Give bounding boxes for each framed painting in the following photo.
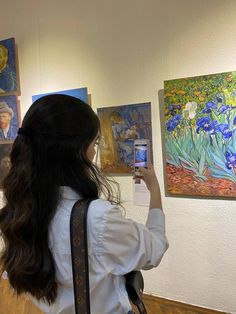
[0,95,20,141]
[164,71,236,198]
[0,142,12,189]
[97,102,153,174]
[0,38,18,94]
[32,87,88,103]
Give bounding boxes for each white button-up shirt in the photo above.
[31,186,168,314]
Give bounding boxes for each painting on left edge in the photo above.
[0,38,18,94]
[0,143,13,189]
[0,95,19,188]
[0,37,20,190]
[0,95,20,141]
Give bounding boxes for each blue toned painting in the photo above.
[32,87,88,103]
[164,70,236,198]
[0,95,20,141]
[97,103,152,174]
[0,38,17,93]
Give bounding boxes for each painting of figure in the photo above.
[97,103,152,174]
[0,95,20,141]
[164,71,236,198]
[0,38,17,93]
[0,143,12,189]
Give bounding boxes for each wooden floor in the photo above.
[0,278,43,314]
[0,278,229,314]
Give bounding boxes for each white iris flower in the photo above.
[183,102,197,119]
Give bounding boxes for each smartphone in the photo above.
[134,139,149,176]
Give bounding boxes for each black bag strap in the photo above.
[70,198,95,314]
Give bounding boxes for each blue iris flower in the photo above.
[223,129,233,139]
[233,117,236,125]
[168,104,181,110]
[202,108,211,114]
[168,104,181,116]
[218,105,232,114]
[202,101,217,114]
[215,123,228,132]
[206,101,217,109]
[225,151,236,169]
[215,123,233,139]
[196,116,217,134]
[215,93,223,103]
[166,114,182,132]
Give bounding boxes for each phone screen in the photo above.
[134,144,148,169]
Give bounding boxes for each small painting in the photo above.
[0,143,12,189]
[164,71,236,198]
[0,95,20,141]
[32,87,88,103]
[0,38,17,93]
[97,103,152,174]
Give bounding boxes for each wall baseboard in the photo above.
[142,294,230,314]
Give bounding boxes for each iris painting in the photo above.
[97,103,152,174]
[164,71,236,198]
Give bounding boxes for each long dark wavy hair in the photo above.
[0,94,120,304]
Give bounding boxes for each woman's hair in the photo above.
[0,94,120,304]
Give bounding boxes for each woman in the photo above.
[0,94,168,314]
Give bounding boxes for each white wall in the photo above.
[0,0,236,313]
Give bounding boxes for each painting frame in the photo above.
[163,70,236,199]
[97,102,153,174]
[0,37,18,94]
[0,94,20,142]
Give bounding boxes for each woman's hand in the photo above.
[137,164,159,192]
[135,164,162,210]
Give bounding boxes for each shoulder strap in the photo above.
[70,198,95,314]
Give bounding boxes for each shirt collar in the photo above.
[1,125,9,138]
[60,186,80,200]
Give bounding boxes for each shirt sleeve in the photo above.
[94,203,169,275]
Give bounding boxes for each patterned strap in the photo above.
[70,199,95,314]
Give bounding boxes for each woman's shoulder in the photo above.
[87,199,119,246]
[87,198,123,229]
[88,198,117,216]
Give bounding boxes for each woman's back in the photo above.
[32,185,168,314]
[0,94,168,314]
